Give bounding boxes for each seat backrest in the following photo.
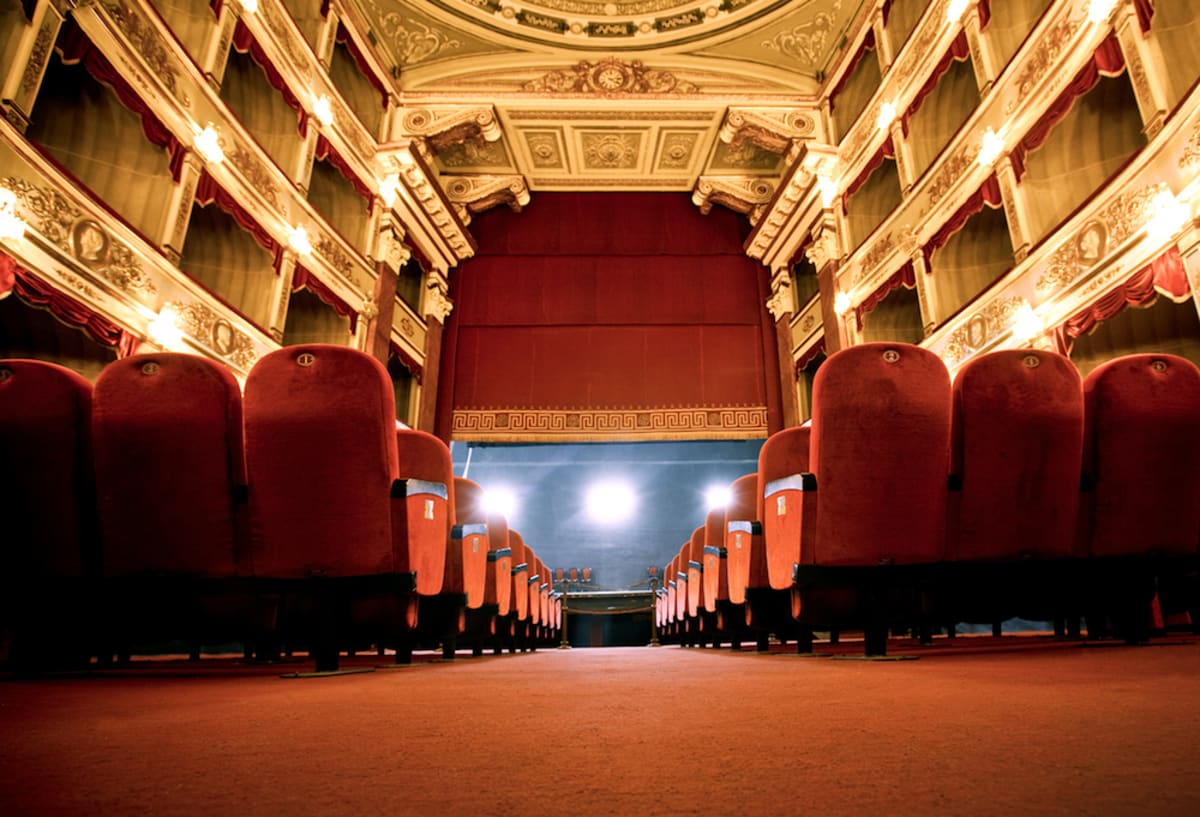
[0,359,95,579]
[702,507,728,612]
[510,531,529,621]
[674,542,689,622]
[451,477,488,607]
[396,429,452,596]
[809,343,951,566]
[950,349,1083,562]
[724,473,758,604]
[527,549,541,626]
[93,353,245,578]
[686,526,705,617]
[244,345,399,578]
[485,511,513,615]
[758,426,810,590]
[1082,354,1200,559]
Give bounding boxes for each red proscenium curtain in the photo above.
[436,193,780,441]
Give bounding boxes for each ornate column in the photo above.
[888,119,917,193]
[962,0,998,93]
[766,267,801,429]
[418,269,453,434]
[268,250,299,343]
[160,152,205,264]
[806,225,848,354]
[902,229,940,335]
[994,153,1036,262]
[314,5,339,70]
[872,13,894,74]
[1113,2,1170,139]
[364,222,407,363]
[292,118,321,194]
[0,0,65,131]
[200,0,237,89]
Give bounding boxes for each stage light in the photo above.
[946,0,969,23]
[379,174,399,207]
[1010,303,1043,345]
[482,487,517,520]
[977,127,1004,167]
[705,485,731,511]
[1145,189,1188,244]
[586,481,636,524]
[876,101,896,132]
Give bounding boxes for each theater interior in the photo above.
[1,0,1199,814]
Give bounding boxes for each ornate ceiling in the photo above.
[355,0,865,211]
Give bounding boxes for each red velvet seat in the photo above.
[686,526,705,618]
[485,512,513,618]
[1080,354,1200,639]
[243,345,415,672]
[701,508,728,615]
[396,429,452,598]
[723,473,758,607]
[758,427,812,591]
[799,343,952,655]
[92,353,251,650]
[945,349,1083,625]
[0,359,97,667]
[452,477,489,610]
[510,531,530,625]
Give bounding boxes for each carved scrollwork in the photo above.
[167,300,257,370]
[521,58,699,95]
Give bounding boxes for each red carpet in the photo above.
[2,640,1199,816]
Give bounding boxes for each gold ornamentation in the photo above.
[658,132,697,170]
[1179,122,1200,171]
[312,236,355,278]
[923,145,977,208]
[521,58,699,95]
[376,15,462,65]
[443,175,530,216]
[437,140,510,168]
[258,0,313,78]
[168,300,258,370]
[1036,185,1160,293]
[692,176,775,220]
[451,405,769,441]
[800,313,817,332]
[762,4,841,65]
[805,230,840,269]
[766,279,794,320]
[99,0,191,107]
[940,297,1024,365]
[582,132,640,169]
[1005,17,1082,115]
[360,299,380,322]
[399,317,416,336]
[424,283,453,323]
[225,145,280,208]
[19,20,55,97]
[525,131,564,165]
[856,232,896,283]
[711,141,782,171]
[3,177,156,296]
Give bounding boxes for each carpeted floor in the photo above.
[1,639,1198,816]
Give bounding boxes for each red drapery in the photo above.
[1063,247,1191,339]
[439,193,777,440]
[291,264,357,333]
[1010,35,1126,180]
[1135,0,1154,33]
[905,31,970,123]
[314,135,373,204]
[856,261,917,330]
[843,135,896,205]
[828,29,876,114]
[923,175,1003,268]
[335,24,390,109]
[795,337,826,374]
[209,0,223,16]
[194,172,283,268]
[56,21,185,181]
[231,20,308,136]
[977,0,991,28]
[389,340,422,381]
[0,252,137,352]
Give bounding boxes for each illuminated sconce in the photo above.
[977,127,1005,167]
[194,124,224,165]
[833,290,852,316]
[288,225,313,255]
[312,94,333,127]
[0,186,27,240]
[817,175,839,208]
[236,0,258,13]
[1145,189,1189,244]
[1010,303,1043,345]
[147,307,184,349]
[1087,0,1118,24]
[876,101,897,132]
[379,174,399,208]
[946,0,970,23]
